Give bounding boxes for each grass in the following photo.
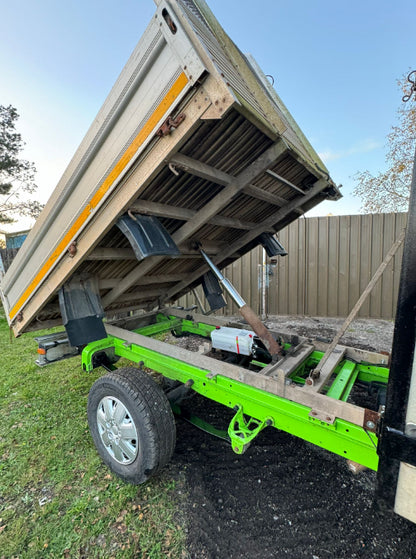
[0,310,186,558]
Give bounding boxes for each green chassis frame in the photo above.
[82,313,389,471]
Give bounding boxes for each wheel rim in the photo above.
[96,396,138,465]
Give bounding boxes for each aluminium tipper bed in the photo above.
[0,0,340,336]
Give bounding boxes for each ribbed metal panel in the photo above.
[179,213,407,320]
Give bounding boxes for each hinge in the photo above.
[157,113,186,137]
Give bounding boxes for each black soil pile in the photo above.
[169,397,416,559]
[165,319,416,558]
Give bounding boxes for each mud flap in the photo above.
[202,271,226,311]
[59,276,106,347]
[117,214,180,260]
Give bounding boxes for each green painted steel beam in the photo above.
[357,363,389,384]
[250,359,267,369]
[133,318,183,337]
[169,316,216,338]
[326,361,358,401]
[82,331,380,471]
[340,368,360,402]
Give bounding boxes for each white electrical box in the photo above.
[210,327,256,356]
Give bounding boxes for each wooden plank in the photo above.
[169,152,233,186]
[263,343,315,377]
[130,199,271,231]
[115,288,165,303]
[88,242,223,261]
[305,346,346,393]
[88,248,135,260]
[130,199,194,221]
[313,230,405,374]
[99,274,187,289]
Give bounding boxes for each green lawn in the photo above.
[0,311,186,558]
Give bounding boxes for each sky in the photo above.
[0,0,414,231]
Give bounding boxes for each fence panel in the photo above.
[176,212,407,320]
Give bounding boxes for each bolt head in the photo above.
[366,420,375,429]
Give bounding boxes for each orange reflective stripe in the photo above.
[9,71,189,321]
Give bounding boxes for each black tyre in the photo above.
[87,367,176,484]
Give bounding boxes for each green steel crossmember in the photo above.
[82,334,379,471]
[115,315,216,340]
[290,355,389,403]
[356,363,389,383]
[166,315,217,338]
[133,318,183,337]
[134,314,216,338]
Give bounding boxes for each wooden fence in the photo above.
[178,212,407,320]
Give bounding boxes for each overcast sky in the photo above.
[0,0,414,229]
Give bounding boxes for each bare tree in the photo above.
[354,73,416,213]
[0,104,43,223]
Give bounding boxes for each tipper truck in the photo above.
[1,0,415,524]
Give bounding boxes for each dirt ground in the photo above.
[165,316,416,559]
[264,315,395,354]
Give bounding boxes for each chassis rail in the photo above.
[81,310,389,470]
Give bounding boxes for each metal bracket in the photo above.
[379,426,416,467]
[228,405,273,454]
[364,408,380,434]
[68,241,77,258]
[157,113,186,137]
[166,379,194,405]
[309,409,336,425]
